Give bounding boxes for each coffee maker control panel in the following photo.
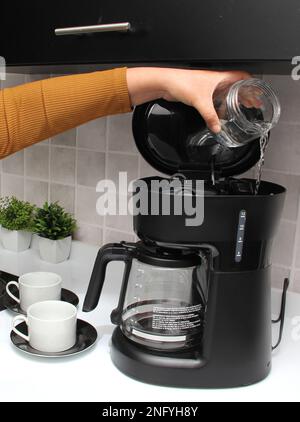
[235,210,247,262]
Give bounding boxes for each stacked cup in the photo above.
[6,272,77,353]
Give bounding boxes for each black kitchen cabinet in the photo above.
[1,0,299,73]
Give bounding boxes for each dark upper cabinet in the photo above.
[1,0,299,73]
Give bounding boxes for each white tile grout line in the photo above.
[271,118,300,126]
[77,223,104,230]
[263,167,300,177]
[272,263,293,271]
[103,117,109,245]
[289,194,300,291]
[74,128,79,218]
[47,143,139,157]
[280,217,298,225]
[100,149,139,157]
[138,154,142,179]
[137,153,144,241]
[3,174,114,191]
[104,223,131,232]
[30,176,74,186]
[105,227,135,236]
[23,145,26,201]
[76,221,134,237]
[0,163,3,197]
[47,138,51,202]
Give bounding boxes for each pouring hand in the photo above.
[126,67,251,133]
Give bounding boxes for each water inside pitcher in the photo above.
[121,258,207,351]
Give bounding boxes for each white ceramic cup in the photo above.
[6,272,62,312]
[12,300,77,352]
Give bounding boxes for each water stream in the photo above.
[254,130,270,195]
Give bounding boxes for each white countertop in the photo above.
[0,239,300,403]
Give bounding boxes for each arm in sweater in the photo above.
[0,67,249,159]
[0,68,131,158]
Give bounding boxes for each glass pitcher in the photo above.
[83,242,207,352]
[191,78,281,148]
[121,257,206,351]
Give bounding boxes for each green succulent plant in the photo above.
[33,201,77,241]
[0,196,36,231]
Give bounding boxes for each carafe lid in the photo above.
[132,100,262,179]
[133,243,202,268]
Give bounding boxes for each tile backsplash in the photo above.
[262,74,300,294]
[1,72,300,293]
[0,73,161,250]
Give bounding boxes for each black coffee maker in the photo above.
[83,100,288,388]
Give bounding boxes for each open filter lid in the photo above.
[132,100,262,179]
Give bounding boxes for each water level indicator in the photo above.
[235,210,247,263]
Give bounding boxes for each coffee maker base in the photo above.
[111,327,271,389]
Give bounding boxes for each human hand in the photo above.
[127,67,251,133]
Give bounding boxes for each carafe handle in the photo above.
[83,243,133,312]
[110,258,133,325]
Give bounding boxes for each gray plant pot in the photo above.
[38,235,72,264]
[1,227,32,252]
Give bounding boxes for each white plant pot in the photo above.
[1,227,32,252]
[38,236,72,264]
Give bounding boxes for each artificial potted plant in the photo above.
[33,201,77,264]
[0,196,35,252]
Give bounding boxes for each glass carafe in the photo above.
[192,78,281,148]
[121,258,206,351]
[82,242,207,352]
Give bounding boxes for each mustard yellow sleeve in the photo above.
[0,67,131,158]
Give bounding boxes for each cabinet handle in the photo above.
[55,22,131,36]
